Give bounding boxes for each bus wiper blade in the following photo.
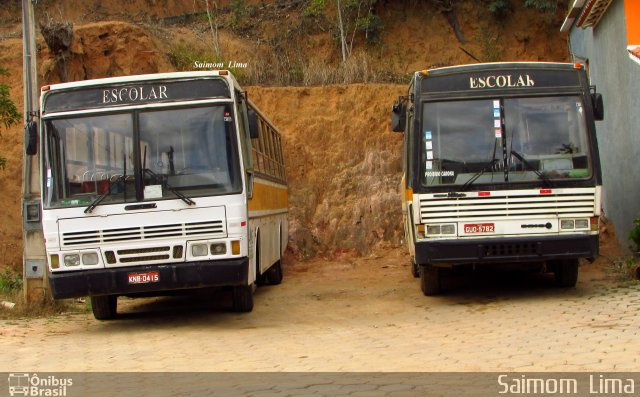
[143,168,195,206]
[84,175,126,214]
[460,158,499,191]
[510,150,553,187]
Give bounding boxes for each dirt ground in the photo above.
[1,240,639,373]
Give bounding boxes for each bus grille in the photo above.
[61,220,225,247]
[420,191,596,222]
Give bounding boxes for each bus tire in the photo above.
[232,285,254,312]
[91,295,117,320]
[411,260,420,278]
[420,265,440,296]
[265,260,283,285]
[554,259,579,287]
[254,237,267,286]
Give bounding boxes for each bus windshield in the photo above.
[43,105,242,209]
[421,96,592,187]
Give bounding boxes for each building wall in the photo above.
[569,0,640,253]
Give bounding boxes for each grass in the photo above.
[607,256,640,285]
[0,266,88,319]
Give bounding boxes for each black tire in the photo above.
[411,260,420,278]
[420,265,441,296]
[254,238,268,286]
[91,295,117,320]
[554,258,579,287]
[232,285,254,312]
[265,260,283,285]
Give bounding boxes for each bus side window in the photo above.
[235,91,253,172]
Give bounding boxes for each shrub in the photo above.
[488,0,512,19]
[0,267,22,293]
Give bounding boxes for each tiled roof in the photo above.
[576,0,615,28]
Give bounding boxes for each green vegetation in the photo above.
[304,0,326,17]
[230,0,250,33]
[487,0,512,19]
[629,218,640,254]
[0,267,22,293]
[609,257,639,283]
[523,0,558,13]
[0,66,21,170]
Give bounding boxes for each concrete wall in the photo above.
[569,0,640,253]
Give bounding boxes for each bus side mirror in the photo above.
[25,121,38,155]
[391,102,406,133]
[248,108,260,139]
[591,93,604,121]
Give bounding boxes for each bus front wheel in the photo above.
[420,265,441,296]
[91,295,117,320]
[411,260,420,278]
[232,285,254,312]
[554,259,579,287]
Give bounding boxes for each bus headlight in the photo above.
[425,224,456,236]
[64,254,80,267]
[210,243,227,255]
[82,253,99,266]
[574,219,589,229]
[191,244,208,257]
[441,224,456,235]
[560,219,575,230]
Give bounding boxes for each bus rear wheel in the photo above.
[265,260,283,285]
[420,265,441,296]
[554,259,579,287]
[232,285,254,312]
[91,295,117,320]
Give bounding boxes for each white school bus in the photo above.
[392,62,604,295]
[33,71,288,319]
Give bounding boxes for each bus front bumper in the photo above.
[48,258,249,299]
[415,234,598,266]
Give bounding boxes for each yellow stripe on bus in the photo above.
[248,181,289,212]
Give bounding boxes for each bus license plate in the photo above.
[463,223,495,234]
[128,271,159,284]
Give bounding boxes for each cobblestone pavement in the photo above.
[1,251,639,373]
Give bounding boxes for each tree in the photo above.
[335,0,379,63]
[0,66,21,170]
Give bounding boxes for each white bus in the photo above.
[32,71,288,319]
[392,62,604,295]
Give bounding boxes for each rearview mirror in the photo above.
[25,120,38,155]
[248,108,260,139]
[591,93,604,121]
[391,102,406,133]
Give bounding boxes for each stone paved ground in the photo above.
[1,249,638,375]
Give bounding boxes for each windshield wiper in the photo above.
[460,158,499,191]
[143,168,195,206]
[510,150,553,187]
[84,175,126,214]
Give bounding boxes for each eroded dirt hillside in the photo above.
[1,28,403,265]
[0,0,571,268]
[250,85,404,258]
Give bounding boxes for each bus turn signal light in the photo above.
[231,240,240,255]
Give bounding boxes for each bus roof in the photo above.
[417,62,583,78]
[43,70,241,92]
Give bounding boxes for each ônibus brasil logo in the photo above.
[7,373,73,397]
